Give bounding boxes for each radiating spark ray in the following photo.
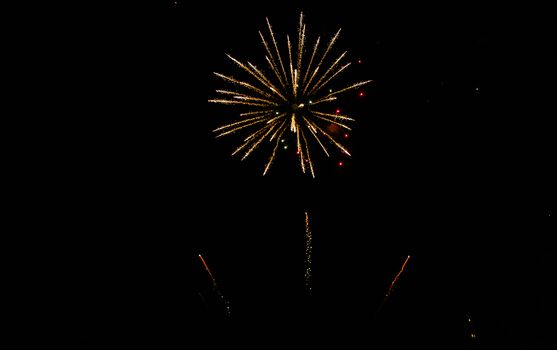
[215,89,278,105]
[265,55,287,89]
[306,118,351,156]
[296,13,305,93]
[318,28,342,68]
[290,113,297,132]
[303,66,321,96]
[302,36,320,86]
[296,126,305,173]
[232,95,277,105]
[266,17,289,85]
[310,63,351,97]
[312,114,352,130]
[309,97,338,106]
[297,24,305,75]
[226,54,285,100]
[241,121,280,160]
[294,69,299,97]
[240,110,274,117]
[208,99,271,107]
[244,116,281,142]
[259,31,287,89]
[263,122,288,175]
[212,72,276,100]
[307,51,347,94]
[301,128,315,177]
[303,116,330,157]
[269,118,287,141]
[287,35,295,94]
[213,114,268,132]
[215,89,240,96]
[231,122,276,156]
[312,110,355,121]
[302,29,341,95]
[322,80,374,99]
[214,115,274,138]
[247,62,287,101]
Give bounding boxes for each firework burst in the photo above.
[209,12,372,176]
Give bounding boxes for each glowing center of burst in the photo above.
[291,103,305,111]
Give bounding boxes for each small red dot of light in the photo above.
[338,161,344,167]
[344,133,349,138]
[336,109,341,114]
[357,59,362,64]
[359,91,365,97]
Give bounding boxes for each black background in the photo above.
[34,1,554,347]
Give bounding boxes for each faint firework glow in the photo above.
[209,12,372,176]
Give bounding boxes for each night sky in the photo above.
[58,1,553,348]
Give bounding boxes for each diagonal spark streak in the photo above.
[198,254,231,317]
[375,255,411,318]
[385,255,411,298]
[198,254,216,286]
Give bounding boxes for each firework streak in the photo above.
[375,255,411,317]
[198,254,231,317]
[198,254,216,287]
[304,211,312,293]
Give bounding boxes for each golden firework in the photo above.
[209,13,371,176]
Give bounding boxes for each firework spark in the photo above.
[375,255,411,317]
[465,313,480,343]
[209,12,372,176]
[384,255,411,299]
[304,210,312,294]
[198,254,231,317]
[198,254,216,287]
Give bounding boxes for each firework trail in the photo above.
[197,254,231,317]
[375,255,411,317]
[209,12,372,176]
[198,254,216,287]
[304,210,312,294]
